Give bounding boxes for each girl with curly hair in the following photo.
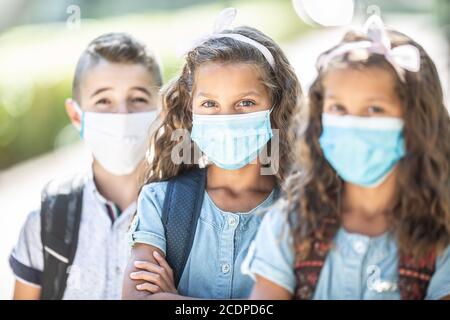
[243,15,450,300]
[122,8,302,299]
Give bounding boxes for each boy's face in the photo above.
[66,60,159,129]
[79,60,158,113]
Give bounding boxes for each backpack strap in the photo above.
[40,174,86,300]
[294,217,436,300]
[294,218,339,300]
[161,168,207,288]
[398,249,436,300]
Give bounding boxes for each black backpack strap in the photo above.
[40,174,86,300]
[161,168,207,288]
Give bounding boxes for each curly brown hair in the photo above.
[284,29,450,259]
[141,26,302,187]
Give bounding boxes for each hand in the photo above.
[130,251,178,294]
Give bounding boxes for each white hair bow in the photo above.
[317,14,421,81]
[177,7,275,69]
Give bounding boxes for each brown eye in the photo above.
[201,101,216,108]
[368,105,385,115]
[329,104,347,114]
[238,100,256,108]
[96,98,111,105]
[131,97,149,104]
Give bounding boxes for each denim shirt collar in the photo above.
[335,227,396,261]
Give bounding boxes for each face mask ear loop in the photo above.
[73,101,83,116]
[73,101,85,138]
[267,106,275,124]
[265,106,275,137]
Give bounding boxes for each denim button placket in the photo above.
[221,263,231,274]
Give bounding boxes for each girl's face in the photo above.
[322,67,403,118]
[191,62,271,115]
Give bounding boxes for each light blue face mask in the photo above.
[191,109,273,170]
[319,113,406,188]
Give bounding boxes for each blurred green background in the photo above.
[0,0,447,170]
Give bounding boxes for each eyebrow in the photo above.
[237,90,261,98]
[90,87,112,98]
[365,97,391,103]
[195,90,261,99]
[131,87,152,97]
[90,87,152,99]
[196,92,218,99]
[325,94,390,102]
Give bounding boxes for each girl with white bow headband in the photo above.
[122,8,303,299]
[243,15,450,300]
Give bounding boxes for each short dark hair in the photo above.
[72,32,163,101]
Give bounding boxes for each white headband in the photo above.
[316,14,421,81]
[177,7,275,69]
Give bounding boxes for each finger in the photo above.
[132,271,172,292]
[134,260,164,273]
[152,252,177,293]
[130,271,162,286]
[136,282,161,293]
[152,251,174,279]
[134,260,168,284]
[133,259,173,290]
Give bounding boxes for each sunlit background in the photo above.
[0,0,448,299]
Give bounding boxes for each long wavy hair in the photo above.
[141,26,302,187]
[284,29,450,259]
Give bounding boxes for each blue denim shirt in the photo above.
[242,208,450,300]
[129,181,278,299]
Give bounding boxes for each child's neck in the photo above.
[92,160,139,212]
[341,170,398,237]
[207,163,275,195]
[206,162,276,213]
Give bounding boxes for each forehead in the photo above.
[80,60,155,93]
[193,62,267,95]
[323,66,399,100]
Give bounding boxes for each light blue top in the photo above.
[129,181,277,299]
[241,208,450,300]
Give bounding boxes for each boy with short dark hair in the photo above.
[9,32,162,300]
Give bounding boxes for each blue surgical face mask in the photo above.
[191,109,273,170]
[319,113,406,188]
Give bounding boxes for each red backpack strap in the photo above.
[294,218,339,300]
[398,248,436,300]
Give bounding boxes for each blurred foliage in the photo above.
[434,0,450,39]
[5,0,237,28]
[357,0,433,13]
[0,0,309,169]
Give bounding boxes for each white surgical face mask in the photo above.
[74,103,158,176]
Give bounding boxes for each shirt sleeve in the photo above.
[426,245,450,300]
[241,207,296,294]
[128,182,168,255]
[9,209,44,287]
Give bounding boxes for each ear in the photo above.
[65,98,82,131]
